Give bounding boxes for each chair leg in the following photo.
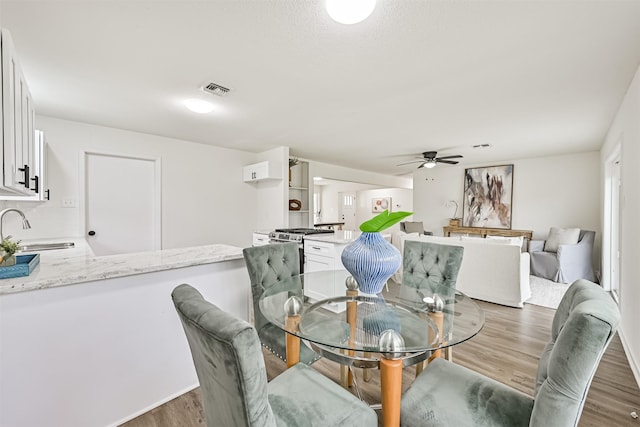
[445,346,453,362]
[363,352,372,382]
[340,349,350,388]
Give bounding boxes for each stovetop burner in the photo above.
[274,228,335,235]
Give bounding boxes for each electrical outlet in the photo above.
[62,199,77,208]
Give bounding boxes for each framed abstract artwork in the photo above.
[372,197,391,213]
[462,164,513,229]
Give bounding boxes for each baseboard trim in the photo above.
[107,382,199,427]
[618,324,640,390]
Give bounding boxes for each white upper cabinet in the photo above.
[243,161,281,182]
[0,130,48,201]
[1,28,37,196]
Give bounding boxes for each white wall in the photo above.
[600,65,640,386]
[0,116,259,249]
[413,151,600,244]
[356,188,414,234]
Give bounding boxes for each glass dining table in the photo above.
[259,270,485,427]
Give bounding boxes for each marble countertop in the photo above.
[305,230,361,244]
[0,243,244,295]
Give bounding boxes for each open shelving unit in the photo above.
[288,160,310,228]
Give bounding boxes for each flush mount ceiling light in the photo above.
[183,98,215,114]
[326,0,376,24]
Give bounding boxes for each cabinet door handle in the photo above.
[31,175,39,194]
[44,189,50,200]
[18,164,30,189]
[311,246,322,250]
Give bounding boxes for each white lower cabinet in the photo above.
[252,232,270,246]
[303,240,349,309]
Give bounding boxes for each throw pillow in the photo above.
[544,227,580,252]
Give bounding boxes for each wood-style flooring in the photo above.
[123,297,640,427]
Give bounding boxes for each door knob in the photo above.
[88,230,96,236]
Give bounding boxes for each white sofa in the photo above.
[392,232,531,308]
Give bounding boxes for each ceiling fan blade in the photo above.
[396,159,426,166]
[436,155,463,160]
[436,159,459,165]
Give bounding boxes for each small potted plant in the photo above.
[446,200,460,226]
[288,157,299,187]
[0,236,20,267]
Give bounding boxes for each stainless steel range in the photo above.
[268,228,335,272]
[269,228,334,245]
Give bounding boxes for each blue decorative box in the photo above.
[0,254,41,279]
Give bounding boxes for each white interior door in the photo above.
[339,192,357,231]
[85,153,160,256]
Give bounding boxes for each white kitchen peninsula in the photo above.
[304,229,391,273]
[304,229,359,272]
[0,243,250,427]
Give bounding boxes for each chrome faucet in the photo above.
[0,208,31,242]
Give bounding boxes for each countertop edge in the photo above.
[0,244,244,296]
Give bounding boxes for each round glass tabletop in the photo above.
[259,270,485,358]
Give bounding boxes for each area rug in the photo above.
[525,275,570,309]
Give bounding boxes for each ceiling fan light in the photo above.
[326,0,376,25]
[424,160,437,169]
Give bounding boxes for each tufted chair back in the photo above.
[172,284,277,427]
[531,279,620,427]
[243,243,300,334]
[401,240,464,303]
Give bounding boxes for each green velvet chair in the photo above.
[172,284,377,427]
[243,243,321,365]
[398,240,465,355]
[400,279,620,427]
[400,240,465,304]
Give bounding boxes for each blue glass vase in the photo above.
[340,232,402,294]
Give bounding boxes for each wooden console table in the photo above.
[443,226,533,250]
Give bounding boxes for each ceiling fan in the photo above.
[397,151,463,169]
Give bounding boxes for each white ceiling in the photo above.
[2,0,639,175]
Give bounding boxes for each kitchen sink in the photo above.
[18,242,75,252]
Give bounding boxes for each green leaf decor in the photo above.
[359,210,413,232]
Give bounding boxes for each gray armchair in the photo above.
[172,284,377,427]
[400,221,433,235]
[530,230,596,284]
[243,243,320,365]
[400,279,620,427]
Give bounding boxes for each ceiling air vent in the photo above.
[202,82,231,96]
